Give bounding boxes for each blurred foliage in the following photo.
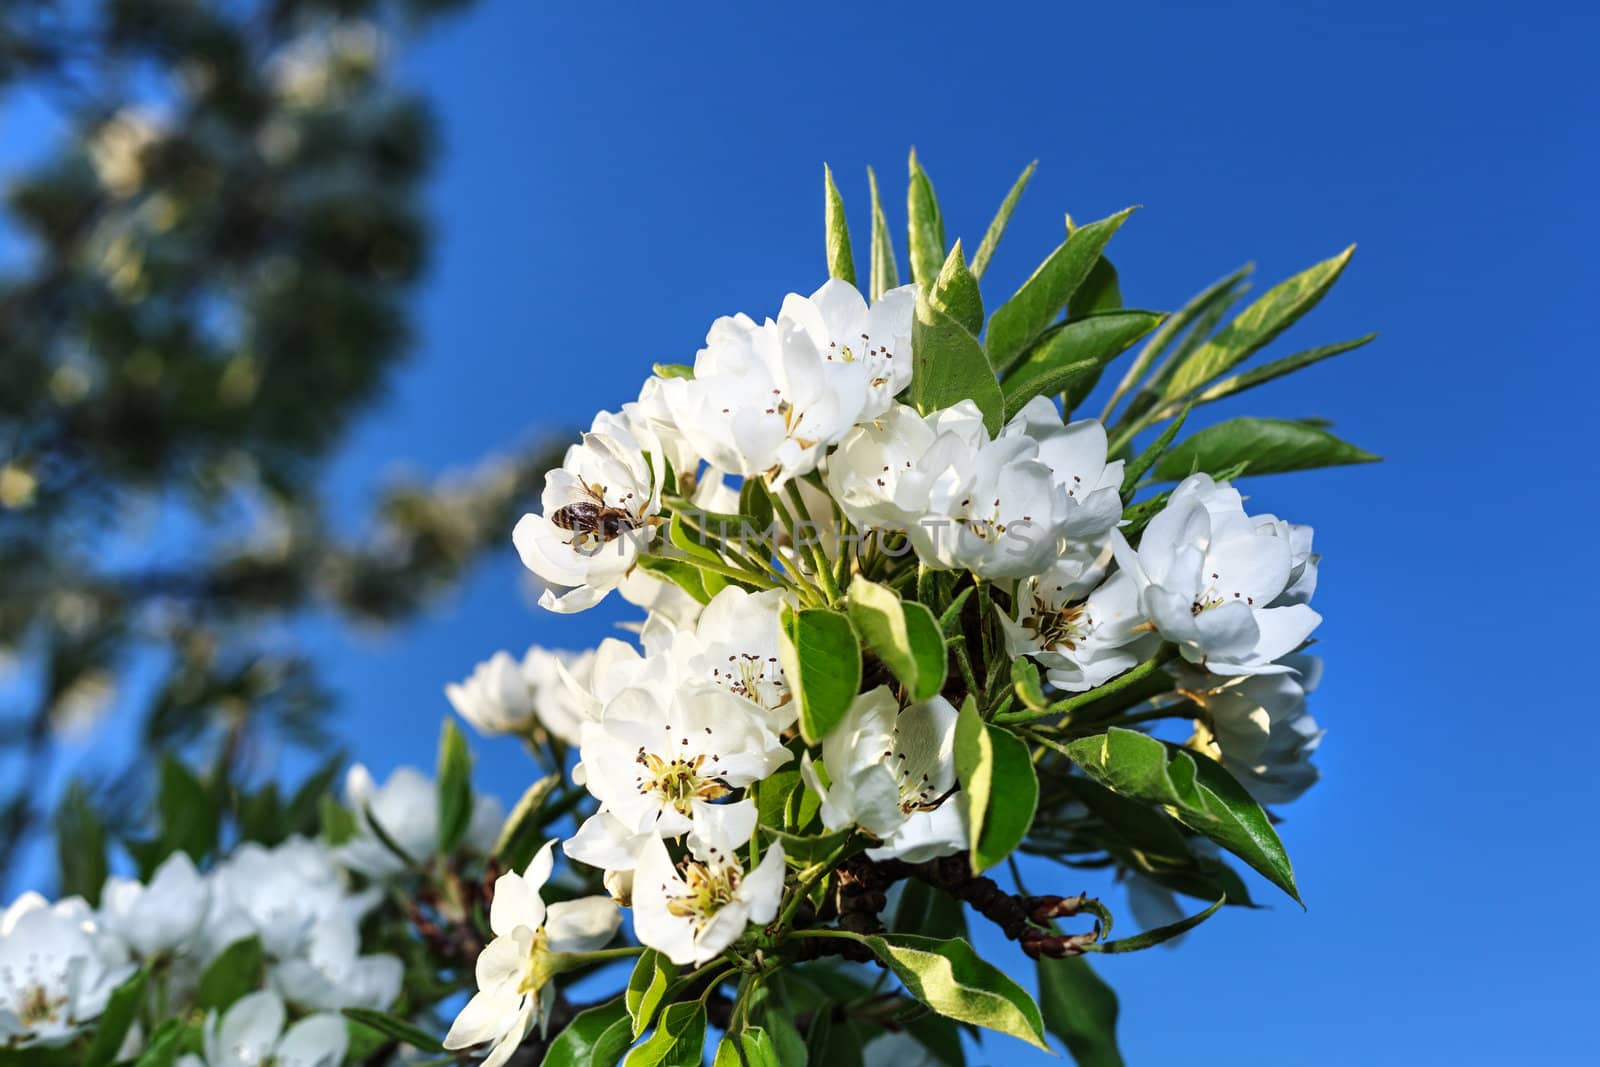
[0,0,558,889]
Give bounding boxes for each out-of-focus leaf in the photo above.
[1037,956,1123,1066]
[435,717,473,853]
[196,937,263,1012]
[342,1008,445,1053]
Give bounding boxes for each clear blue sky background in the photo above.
[13,0,1600,1063]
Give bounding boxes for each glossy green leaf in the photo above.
[436,717,473,853]
[954,699,1038,873]
[342,1007,446,1053]
[1069,226,1123,321]
[1001,309,1164,420]
[777,605,862,743]
[1010,656,1049,712]
[823,164,856,286]
[633,553,713,605]
[131,1018,185,1067]
[847,576,947,701]
[1063,775,1192,863]
[196,937,263,1012]
[668,512,731,596]
[761,824,856,865]
[1185,334,1377,408]
[542,998,632,1067]
[867,166,899,302]
[988,207,1136,375]
[1064,728,1300,903]
[928,240,984,336]
[906,149,946,289]
[494,772,561,871]
[626,949,678,1038]
[1153,417,1379,481]
[970,160,1036,279]
[910,291,1004,435]
[714,1028,780,1067]
[85,968,149,1067]
[1163,246,1355,398]
[624,1001,707,1067]
[854,933,1049,1050]
[158,756,218,864]
[1037,956,1123,1067]
[1086,895,1225,953]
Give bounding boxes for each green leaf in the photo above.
[714,1028,780,1067]
[436,717,474,853]
[1185,334,1377,408]
[928,241,984,336]
[1119,405,1189,495]
[85,968,149,1067]
[892,878,971,944]
[284,752,344,838]
[846,575,947,701]
[823,164,856,286]
[319,793,357,845]
[854,933,1049,1050]
[626,949,678,1038]
[1069,251,1123,322]
[195,937,263,1012]
[668,511,731,596]
[953,699,1038,874]
[633,553,713,605]
[624,1001,707,1067]
[1153,417,1379,480]
[1037,956,1123,1067]
[542,998,632,1067]
[762,824,857,866]
[1108,266,1252,423]
[1086,895,1225,953]
[867,166,900,302]
[1064,728,1300,902]
[1063,776,1192,863]
[342,1007,446,1054]
[970,160,1036,280]
[739,477,776,538]
[910,291,1004,435]
[157,756,218,865]
[494,772,561,871]
[55,781,108,906]
[906,149,946,289]
[1163,246,1356,398]
[653,362,694,380]
[988,207,1136,375]
[131,1018,185,1067]
[777,606,862,744]
[1010,656,1049,712]
[1001,309,1164,420]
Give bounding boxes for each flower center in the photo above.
[1022,595,1088,651]
[664,860,740,926]
[516,930,553,996]
[710,653,790,711]
[18,984,63,1026]
[635,751,730,816]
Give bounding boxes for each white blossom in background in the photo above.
[1179,655,1325,805]
[178,989,346,1067]
[446,650,536,737]
[338,764,503,878]
[513,413,663,614]
[660,281,916,487]
[1001,555,1155,692]
[567,687,790,873]
[800,687,959,841]
[445,842,620,1067]
[0,893,132,1047]
[98,851,209,958]
[521,647,598,747]
[1112,473,1321,675]
[271,916,402,1013]
[827,398,1123,579]
[632,803,785,966]
[203,837,380,961]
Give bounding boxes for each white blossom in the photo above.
[513,414,663,614]
[660,281,916,487]
[0,893,132,1047]
[1001,551,1156,692]
[203,837,379,961]
[800,687,959,842]
[1180,655,1324,805]
[632,803,785,966]
[1111,474,1321,675]
[178,989,346,1067]
[270,917,402,1013]
[521,646,599,747]
[338,764,503,878]
[98,852,209,958]
[444,842,620,1067]
[446,651,536,737]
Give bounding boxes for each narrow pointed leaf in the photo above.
[196,937,263,1012]
[1085,896,1225,953]
[988,207,1136,375]
[495,772,561,871]
[928,240,983,336]
[436,717,473,853]
[970,160,1036,279]
[1037,956,1123,1067]
[910,291,1004,435]
[1153,417,1379,480]
[85,968,149,1067]
[1119,406,1189,494]
[1105,265,1252,423]
[823,164,856,286]
[1185,334,1377,408]
[867,166,899,302]
[907,149,946,289]
[342,1008,446,1053]
[1164,246,1356,398]
[1064,728,1300,903]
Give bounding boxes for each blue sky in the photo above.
[8,0,1600,1062]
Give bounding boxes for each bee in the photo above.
[550,481,641,549]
